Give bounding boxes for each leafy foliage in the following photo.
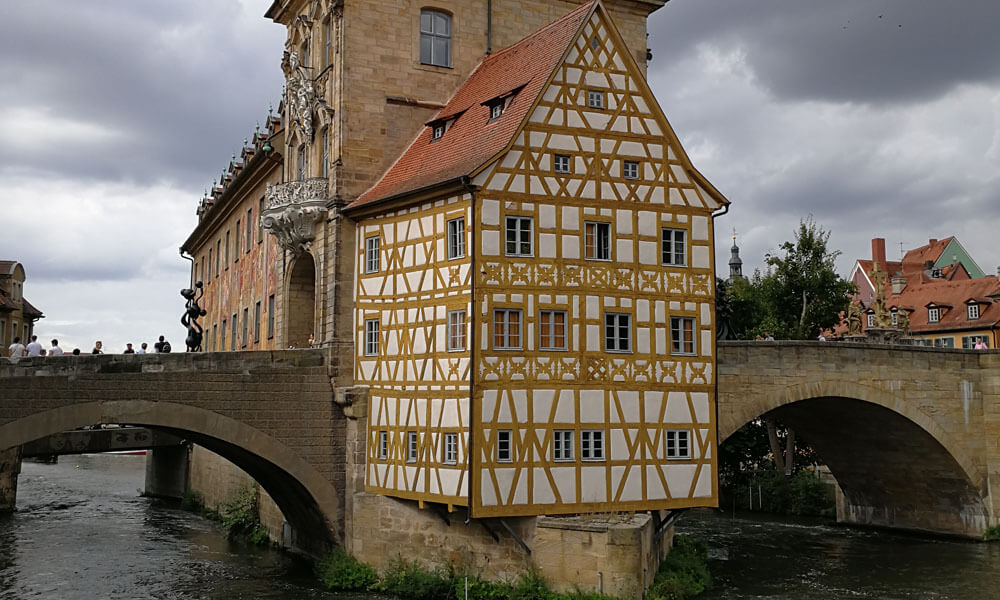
[375,557,456,600]
[724,217,855,340]
[220,486,271,546]
[316,549,378,591]
[723,465,835,516]
[647,536,711,600]
[719,420,821,488]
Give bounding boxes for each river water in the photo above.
[4,456,1000,599]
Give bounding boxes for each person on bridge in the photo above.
[764,332,775,341]
[7,336,25,358]
[123,343,135,354]
[137,342,148,354]
[25,336,42,357]
[975,338,988,350]
[49,339,64,356]
[91,341,104,355]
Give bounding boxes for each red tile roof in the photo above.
[348,1,595,210]
[0,261,16,276]
[888,275,1000,333]
[21,297,43,318]
[900,237,954,274]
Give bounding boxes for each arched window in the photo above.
[297,144,307,180]
[420,9,451,67]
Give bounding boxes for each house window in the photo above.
[553,154,571,174]
[666,430,691,459]
[258,198,264,243]
[493,309,522,350]
[661,228,686,266]
[928,307,940,323]
[447,310,466,351]
[539,310,567,350]
[364,319,380,356]
[431,124,445,140]
[581,430,605,461]
[225,230,230,267]
[407,432,418,463]
[200,256,205,283]
[215,240,221,275]
[443,433,458,464]
[447,217,465,259]
[866,313,874,328]
[891,310,898,326]
[505,216,533,256]
[489,102,503,121]
[587,89,604,109]
[934,337,954,348]
[246,208,253,250]
[962,335,990,349]
[254,301,261,343]
[321,128,329,178]
[623,160,639,180]
[211,324,217,352]
[420,9,451,67]
[241,308,249,347]
[969,304,980,320]
[553,430,573,461]
[584,221,611,260]
[365,236,380,273]
[234,220,241,260]
[497,430,512,463]
[231,313,238,350]
[378,431,388,460]
[670,317,696,355]
[267,294,275,339]
[323,17,332,68]
[221,319,227,351]
[605,313,631,352]
[297,145,307,180]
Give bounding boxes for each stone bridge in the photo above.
[0,349,355,554]
[2,342,998,545]
[717,340,1000,537]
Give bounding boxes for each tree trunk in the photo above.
[799,290,808,337]
[784,427,796,476]
[765,417,796,476]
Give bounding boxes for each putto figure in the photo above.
[181,281,207,352]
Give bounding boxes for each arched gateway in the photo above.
[717,340,1000,537]
[0,350,348,553]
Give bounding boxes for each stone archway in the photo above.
[285,252,316,348]
[0,400,340,553]
[719,383,988,537]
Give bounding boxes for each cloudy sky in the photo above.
[2,0,999,353]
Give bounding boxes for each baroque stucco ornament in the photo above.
[286,51,315,140]
[262,178,328,254]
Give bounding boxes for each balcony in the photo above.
[261,178,329,254]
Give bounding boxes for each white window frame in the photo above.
[431,124,445,140]
[604,313,632,353]
[493,309,523,350]
[443,432,458,465]
[447,310,466,352]
[584,221,611,261]
[866,313,875,328]
[661,228,687,267]
[928,307,940,323]
[447,217,465,259]
[497,430,513,463]
[378,431,388,460]
[539,310,568,351]
[623,160,639,180]
[489,102,503,121]
[553,154,571,174]
[505,216,533,257]
[934,336,954,348]
[670,316,696,355]
[968,304,980,320]
[419,9,452,67]
[407,432,418,463]
[553,430,573,461]
[962,335,989,349]
[587,89,604,109]
[581,430,605,461]
[666,429,691,459]
[364,319,380,356]
[365,236,380,273]
[891,310,898,326]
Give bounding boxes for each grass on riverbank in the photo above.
[316,535,710,600]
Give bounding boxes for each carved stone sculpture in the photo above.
[897,308,910,333]
[847,298,863,336]
[869,262,893,329]
[262,178,328,254]
[181,281,207,352]
[285,51,315,140]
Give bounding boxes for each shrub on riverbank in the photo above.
[220,486,271,546]
[315,549,378,591]
[647,536,711,600]
[984,525,1000,541]
[722,468,835,517]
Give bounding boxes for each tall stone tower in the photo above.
[729,234,743,280]
[259,0,667,353]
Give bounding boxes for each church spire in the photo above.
[729,231,743,280]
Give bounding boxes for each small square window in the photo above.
[670,317,696,355]
[866,313,875,328]
[928,307,940,323]
[432,124,445,140]
[539,310,567,350]
[365,236,380,273]
[666,430,691,459]
[447,217,465,259]
[968,304,980,320]
[584,222,611,261]
[364,319,380,356]
[378,431,388,460]
[553,154,571,174]
[605,313,631,352]
[581,430,605,461]
[497,430,512,463]
[587,90,604,110]
[553,430,573,461]
[443,433,458,464]
[447,310,466,351]
[661,228,686,266]
[623,160,639,180]
[891,310,898,326]
[505,216,533,256]
[489,102,503,121]
[407,432,418,463]
[493,309,522,350]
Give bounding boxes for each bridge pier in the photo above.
[145,445,190,500]
[0,446,22,512]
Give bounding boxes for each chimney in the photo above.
[891,276,906,295]
[872,238,886,270]
[929,238,937,245]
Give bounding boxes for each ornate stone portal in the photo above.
[261,178,328,254]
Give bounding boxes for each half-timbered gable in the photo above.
[347,0,727,516]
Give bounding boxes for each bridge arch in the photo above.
[719,378,988,536]
[0,400,340,552]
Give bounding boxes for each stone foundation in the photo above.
[0,446,21,512]
[347,492,666,600]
